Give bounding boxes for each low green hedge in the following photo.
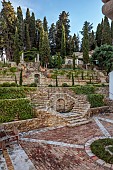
[71,85,95,95]
[0,87,26,99]
[0,87,36,99]
[0,99,34,123]
[91,138,113,164]
[87,94,104,108]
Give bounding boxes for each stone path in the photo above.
[1,114,113,169]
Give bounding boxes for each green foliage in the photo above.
[71,85,95,95]
[0,99,34,123]
[87,94,104,108]
[56,75,58,87]
[91,138,113,164]
[19,69,23,86]
[0,87,26,99]
[72,73,74,86]
[61,24,66,58]
[62,83,69,87]
[91,44,113,73]
[29,83,37,87]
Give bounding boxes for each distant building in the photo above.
[65,51,94,66]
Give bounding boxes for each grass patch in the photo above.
[91,138,113,164]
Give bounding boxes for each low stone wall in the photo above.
[90,106,109,117]
[2,110,66,132]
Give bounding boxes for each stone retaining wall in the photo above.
[2,110,66,132]
[90,106,109,116]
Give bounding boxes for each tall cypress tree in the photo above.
[39,26,44,64]
[102,16,112,45]
[1,0,16,61]
[25,23,31,50]
[49,23,56,55]
[61,24,66,59]
[89,30,96,50]
[17,6,24,50]
[29,12,36,48]
[81,21,89,64]
[96,22,103,47]
[14,27,20,65]
[43,16,48,32]
[111,21,113,45]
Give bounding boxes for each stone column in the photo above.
[109,71,113,100]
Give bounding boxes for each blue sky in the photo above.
[0,0,104,35]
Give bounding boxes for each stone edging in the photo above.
[85,136,113,169]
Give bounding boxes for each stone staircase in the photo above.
[29,87,91,127]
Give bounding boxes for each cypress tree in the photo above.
[1,0,16,61]
[61,24,66,59]
[96,22,103,47]
[102,16,112,45]
[73,54,76,70]
[72,73,74,86]
[49,23,56,55]
[14,27,20,65]
[17,6,24,50]
[82,22,89,64]
[25,23,31,50]
[29,12,36,48]
[111,21,113,45]
[19,69,23,86]
[43,16,48,32]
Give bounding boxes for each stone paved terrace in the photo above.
[1,112,113,170]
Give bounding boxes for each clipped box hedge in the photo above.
[71,85,95,95]
[0,99,34,123]
[87,94,104,108]
[0,87,37,99]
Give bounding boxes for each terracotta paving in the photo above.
[1,113,113,169]
[24,121,103,145]
[20,141,105,170]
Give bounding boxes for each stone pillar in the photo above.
[37,53,39,62]
[109,71,113,100]
[20,52,24,62]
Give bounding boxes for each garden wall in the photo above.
[2,110,66,132]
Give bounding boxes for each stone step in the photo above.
[67,118,87,124]
[67,119,91,127]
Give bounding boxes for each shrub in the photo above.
[71,85,95,95]
[91,138,113,164]
[1,82,11,87]
[62,83,69,87]
[29,83,37,87]
[48,84,53,87]
[87,94,104,108]
[0,99,34,123]
[10,83,18,87]
[0,87,26,99]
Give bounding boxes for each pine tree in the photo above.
[61,24,66,59]
[43,16,48,32]
[56,11,70,54]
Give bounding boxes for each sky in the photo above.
[0,0,104,36]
